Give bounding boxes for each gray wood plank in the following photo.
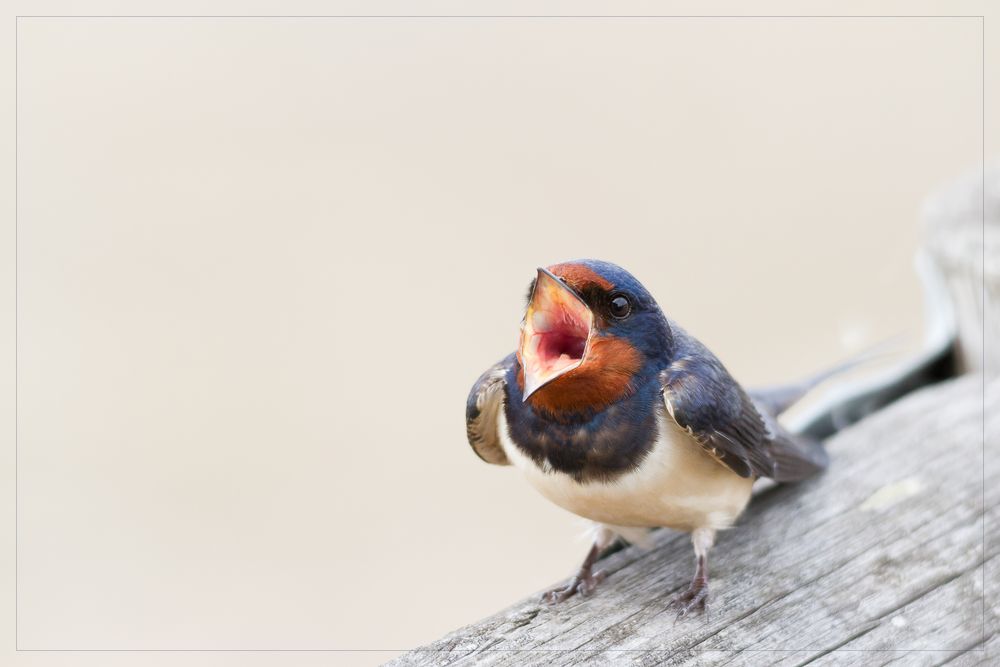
[391,375,995,666]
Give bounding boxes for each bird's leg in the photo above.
[541,526,617,604]
[671,527,714,618]
[541,541,607,604]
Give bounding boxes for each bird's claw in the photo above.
[670,581,709,619]
[541,569,606,604]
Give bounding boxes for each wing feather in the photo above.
[659,332,828,481]
[465,354,516,466]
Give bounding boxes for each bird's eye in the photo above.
[609,294,631,319]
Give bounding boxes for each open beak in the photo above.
[518,268,594,401]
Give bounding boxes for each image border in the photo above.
[13,11,988,655]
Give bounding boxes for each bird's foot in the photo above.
[541,568,606,604]
[670,579,708,619]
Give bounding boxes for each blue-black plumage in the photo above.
[466,259,841,615]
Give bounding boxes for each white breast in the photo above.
[498,406,754,533]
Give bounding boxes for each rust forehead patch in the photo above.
[546,262,613,291]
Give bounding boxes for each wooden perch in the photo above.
[391,374,994,665]
[391,165,997,665]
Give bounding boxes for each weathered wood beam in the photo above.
[391,374,994,665]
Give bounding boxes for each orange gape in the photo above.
[526,336,642,417]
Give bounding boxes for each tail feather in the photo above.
[757,408,830,482]
[751,332,956,481]
[770,431,829,482]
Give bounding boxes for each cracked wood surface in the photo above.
[390,375,996,666]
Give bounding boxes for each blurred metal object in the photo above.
[923,159,999,377]
[781,161,1000,439]
[786,250,959,440]
[782,161,999,440]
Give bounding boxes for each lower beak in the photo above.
[518,268,594,400]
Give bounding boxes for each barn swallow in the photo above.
[466,259,839,617]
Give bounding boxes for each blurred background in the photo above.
[9,8,990,666]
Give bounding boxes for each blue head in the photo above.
[517,259,673,415]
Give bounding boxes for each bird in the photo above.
[465,259,856,617]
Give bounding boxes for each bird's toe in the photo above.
[541,580,578,604]
[670,583,709,619]
[541,569,607,605]
[578,569,606,597]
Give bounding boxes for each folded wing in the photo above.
[660,334,827,482]
[465,353,516,466]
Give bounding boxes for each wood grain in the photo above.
[391,374,995,665]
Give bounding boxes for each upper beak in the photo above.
[518,268,594,400]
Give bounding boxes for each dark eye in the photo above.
[609,294,631,319]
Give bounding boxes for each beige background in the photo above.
[1,1,996,666]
